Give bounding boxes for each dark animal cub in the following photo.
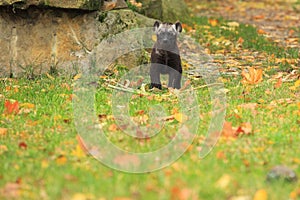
[150,21,182,89]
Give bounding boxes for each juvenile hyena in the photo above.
[150,21,182,89]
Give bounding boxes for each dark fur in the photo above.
[150,21,182,89]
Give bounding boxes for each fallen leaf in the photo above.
[215,174,231,189]
[216,151,226,160]
[73,74,82,81]
[0,145,8,155]
[257,29,267,35]
[71,193,94,200]
[151,34,157,42]
[56,155,67,165]
[108,124,119,132]
[0,128,8,136]
[20,103,35,109]
[174,113,188,123]
[72,144,86,158]
[18,142,27,150]
[4,100,19,115]
[222,121,236,137]
[253,189,268,200]
[227,21,240,27]
[253,15,265,20]
[274,77,282,89]
[171,186,193,200]
[237,37,244,44]
[46,73,55,80]
[241,67,263,84]
[208,18,219,26]
[240,122,252,135]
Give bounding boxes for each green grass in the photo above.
[0,16,299,200]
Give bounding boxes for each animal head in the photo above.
[153,21,182,49]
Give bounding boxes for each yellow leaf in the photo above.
[151,34,157,42]
[20,103,35,109]
[215,174,231,189]
[241,67,263,84]
[253,189,268,200]
[295,79,300,88]
[46,73,55,80]
[174,113,188,123]
[41,160,49,168]
[227,21,240,27]
[73,74,82,81]
[72,145,86,158]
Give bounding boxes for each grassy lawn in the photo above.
[0,16,299,200]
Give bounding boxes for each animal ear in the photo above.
[174,21,182,33]
[153,21,161,32]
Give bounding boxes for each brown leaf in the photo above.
[241,67,263,84]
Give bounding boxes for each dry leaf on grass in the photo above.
[241,67,263,84]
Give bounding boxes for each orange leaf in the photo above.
[0,128,8,136]
[253,15,265,20]
[237,37,244,44]
[274,77,282,89]
[208,18,219,27]
[56,155,67,165]
[257,29,267,34]
[222,121,236,137]
[241,67,263,84]
[4,100,19,115]
[108,124,119,132]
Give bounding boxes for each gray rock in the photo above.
[266,165,298,182]
[0,6,155,77]
[0,0,103,10]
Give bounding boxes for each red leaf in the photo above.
[18,142,27,150]
[4,100,19,115]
